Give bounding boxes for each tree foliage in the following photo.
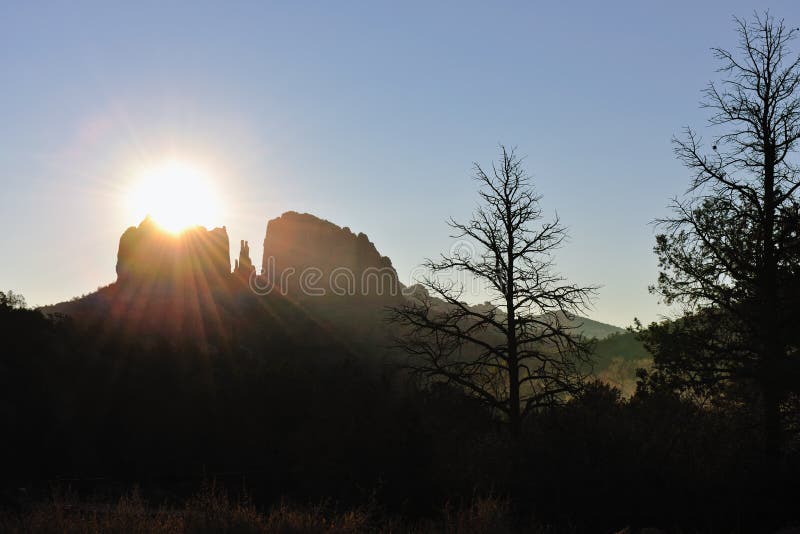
[649,12,800,455]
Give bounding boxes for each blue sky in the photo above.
[2,1,799,326]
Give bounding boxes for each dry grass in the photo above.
[0,485,549,534]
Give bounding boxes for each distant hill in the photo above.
[558,313,624,340]
[593,331,650,366]
[591,331,652,395]
[466,302,623,340]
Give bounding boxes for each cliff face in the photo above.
[261,211,398,297]
[113,212,398,297]
[116,217,231,286]
[117,211,399,297]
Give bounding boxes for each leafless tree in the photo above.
[390,146,597,437]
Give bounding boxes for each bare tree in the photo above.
[390,147,596,437]
[650,12,800,458]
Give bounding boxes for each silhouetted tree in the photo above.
[651,12,800,458]
[0,290,26,310]
[390,146,596,437]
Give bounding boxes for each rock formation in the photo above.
[111,211,400,299]
[234,239,256,280]
[261,211,398,297]
[116,216,231,286]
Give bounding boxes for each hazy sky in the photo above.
[2,1,799,326]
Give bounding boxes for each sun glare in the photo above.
[128,160,220,234]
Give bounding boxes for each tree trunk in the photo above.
[506,269,521,438]
[761,130,782,461]
[506,203,521,439]
[762,384,781,463]
[507,327,520,438]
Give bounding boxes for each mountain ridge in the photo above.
[42,211,641,386]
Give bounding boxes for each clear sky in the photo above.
[2,1,799,326]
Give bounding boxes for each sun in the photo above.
[127,160,220,234]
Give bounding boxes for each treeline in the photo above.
[1,289,798,532]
